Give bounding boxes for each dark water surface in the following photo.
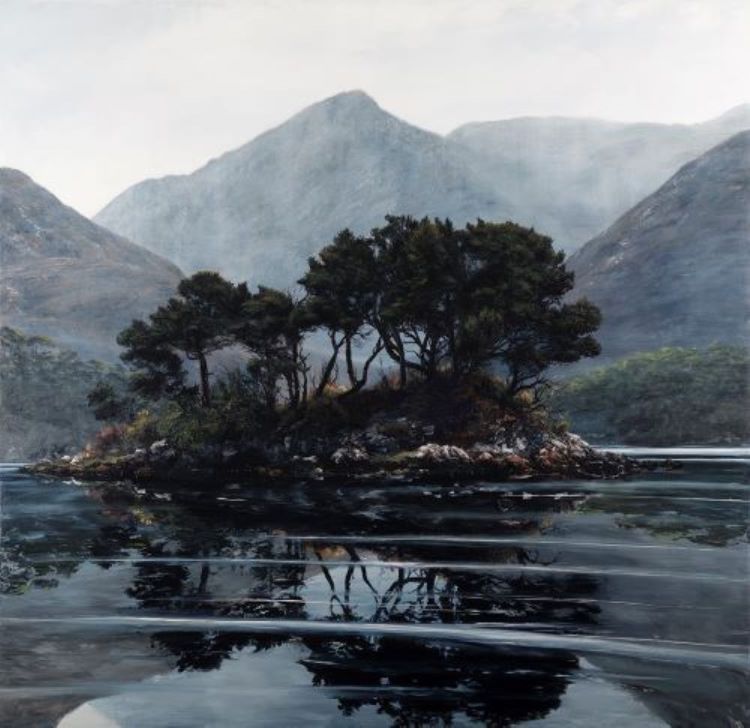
[1,451,748,727]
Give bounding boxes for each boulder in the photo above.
[414,443,472,463]
[149,439,169,455]
[331,445,369,465]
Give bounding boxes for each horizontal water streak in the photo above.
[282,534,734,551]
[475,481,750,493]
[2,616,745,670]
[31,556,745,583]
[83,594,725,612]
[494,493,748,503]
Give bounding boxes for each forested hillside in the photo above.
[550,346,749,445]
[0,327,127,460]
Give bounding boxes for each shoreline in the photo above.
[23,435,642,488]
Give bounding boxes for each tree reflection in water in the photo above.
[10,472,745,726]
[120,524,597,724]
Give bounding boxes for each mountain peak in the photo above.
[569,131,750,360]
[319,89,379,109]
[0,169,182,360]
[296,89,385,125]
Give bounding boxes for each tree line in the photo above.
[550,345,749,445]
[116,216,601,416]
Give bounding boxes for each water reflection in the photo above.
[1,460,748,727]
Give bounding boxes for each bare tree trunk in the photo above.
[345,336,357,388]
[198,352,211,406]
[342,338,385,396]
[315,332,344,397]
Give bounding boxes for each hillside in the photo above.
[550,346,749,446]
[0,327,128,461]
[95,93,748,288]
[95,91,513,288]
[568,131,750,360]
[448,104,750,249]
[0,168,183,360]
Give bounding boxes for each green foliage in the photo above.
[87,381,136,422]
[236,287,311,410]
[550,346,750,445]
[155,370,273,452]
[0,327,129,459]
[123,409,161,448]
[117,319,187,401]
[118,272,249,406]
[301,216,600,394]
[113,216,601,453]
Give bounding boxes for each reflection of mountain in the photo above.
[0,168,182,360]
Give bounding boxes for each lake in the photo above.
[1,450,748,727]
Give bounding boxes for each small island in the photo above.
[28,216,637,486]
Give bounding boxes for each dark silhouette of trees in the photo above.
[114,216,600,421]
[118,272,248,406]
[235,286,312,411]
[300,216,600,395]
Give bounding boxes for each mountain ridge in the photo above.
[568,130,750,360]
[0,168,183,360]
[95,90,514,287]
[95,91,749,289]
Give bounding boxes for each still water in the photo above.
[1,451,748,727]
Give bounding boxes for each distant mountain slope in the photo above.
[448,104,750,249]
[95,91,514,288]
[568,131,750,360]
[96,94,748,288]
[0,168,182,360]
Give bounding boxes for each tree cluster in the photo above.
[117,216,601,416]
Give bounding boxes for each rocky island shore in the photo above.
[25,393,639,487]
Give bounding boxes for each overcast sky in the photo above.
[1,0,747,216]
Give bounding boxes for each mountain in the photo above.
[95,91,514,288]
[0,169,183,360]
[448,104,750,250]
[95,92,748,290]
[567,131,750,361]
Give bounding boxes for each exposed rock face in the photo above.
[95,92,748,288]
[0,168,182,360]
[95,91,513,288]
[568,131,750,361]
[414,443,472,464]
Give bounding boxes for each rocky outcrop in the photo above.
[26,423,637,486]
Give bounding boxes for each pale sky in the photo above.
[1,0,747,216]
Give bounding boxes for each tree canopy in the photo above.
[116,217,600,415]
[301,216,600,395]
[0,327,129,459]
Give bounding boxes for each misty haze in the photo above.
[0,2,747,727]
